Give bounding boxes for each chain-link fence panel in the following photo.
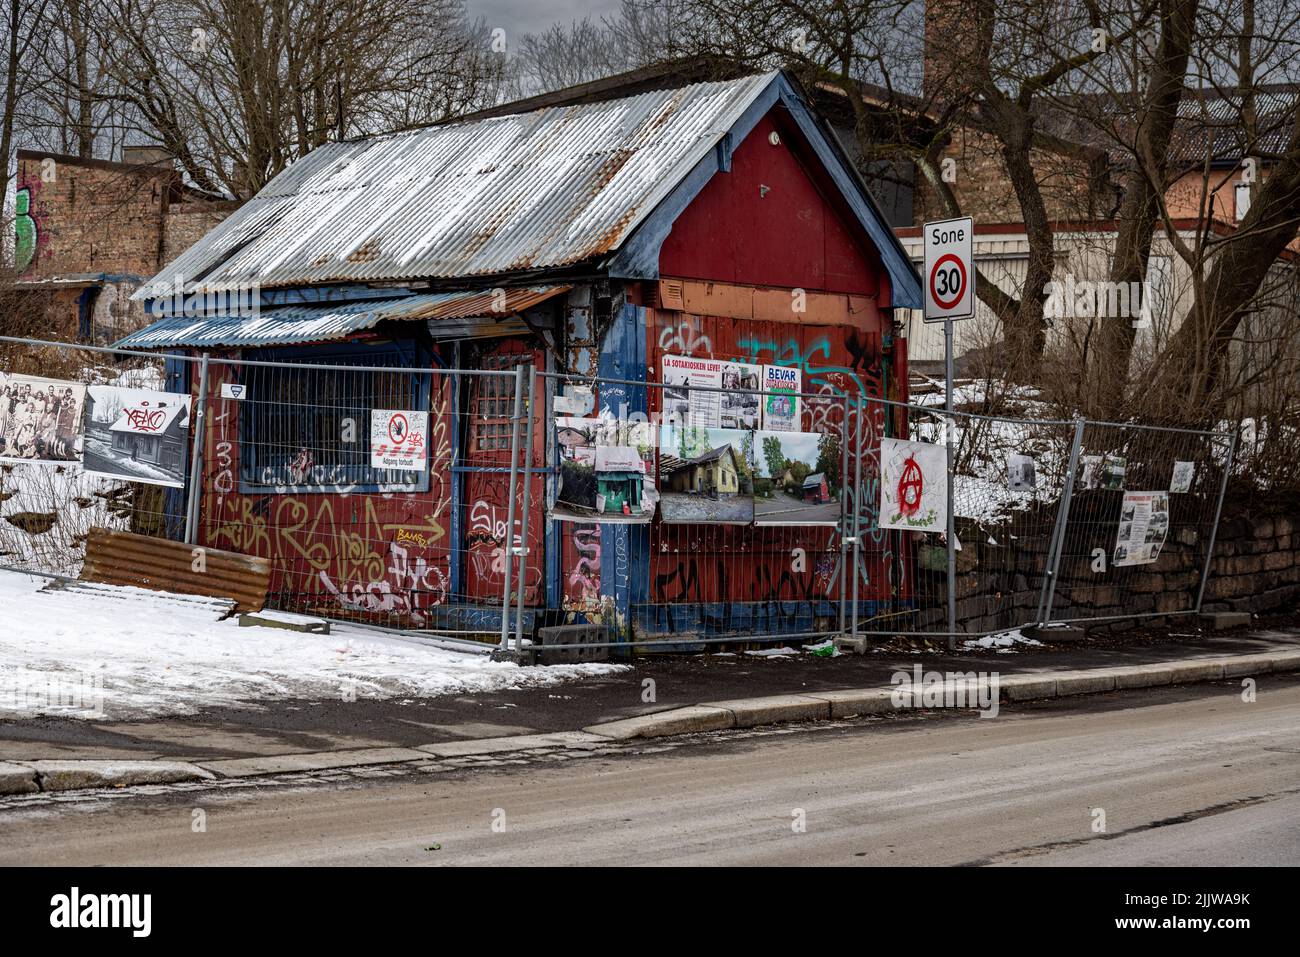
[0,337,186,577]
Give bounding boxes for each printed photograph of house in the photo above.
[553,416,655,524]
[754,430,841,526]
[83,385,191,488]
[657,425,754,524]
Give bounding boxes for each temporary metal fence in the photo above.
[0,335,1236,656]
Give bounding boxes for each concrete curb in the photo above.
[3,650,1298,796]
[0,760,212,795]
[582,649,1300,740]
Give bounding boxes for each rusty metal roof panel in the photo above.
[136,74,777,298]
[115,286,569,349]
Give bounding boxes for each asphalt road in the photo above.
[1,677,1297,866]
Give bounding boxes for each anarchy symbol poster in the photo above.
[879,437,947,532]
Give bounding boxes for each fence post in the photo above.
[498,364,527,651]
[838,393,851,636]
[183,352,211,546]
[1037,415,1086,627]
[1195,426,1239,613]
[944,324,957,649]
[850,396,864,639]
[513,364,537,652]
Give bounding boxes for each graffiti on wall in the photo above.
[200,362,455,626]
[14,183,45,274]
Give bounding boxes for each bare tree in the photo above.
[96,0,505,198]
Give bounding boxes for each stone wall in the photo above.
[930,507,1300,636]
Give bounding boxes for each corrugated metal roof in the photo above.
[115,286,568,349]
[135,74,777,298]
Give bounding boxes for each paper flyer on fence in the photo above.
[1113,490,1170,566]
[370,409,428,471]
[662,355,722,428]
[719,361,762,430]
[754,430,839,526]
[553,416,656,523]
[761,365,801,431]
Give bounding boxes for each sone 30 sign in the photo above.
[923,216,974,323]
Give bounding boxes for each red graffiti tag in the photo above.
[124,404,166,432]
[898,455,924,516]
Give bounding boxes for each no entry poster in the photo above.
[370,409,428,471]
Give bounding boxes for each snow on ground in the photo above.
[0,571,627,720]
[961,629,1044,652]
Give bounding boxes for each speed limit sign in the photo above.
[923,216,974,322]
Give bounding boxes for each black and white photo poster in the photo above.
[83,386,191,488]
[0,373,86,466]
[1008,453,1036,491]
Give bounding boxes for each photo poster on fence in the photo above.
[762,365,802,432]
[879,437,948,532]
[1170,460,1195,493]
[1113,490,1170,566]
[662,355,723,428]
[1007,453,1036,492]
[370,409,429,471]
[0,372,86,467]
[754,430,839,526]
[1080,454,1101,490]
[1101,454,1127,490]
[657,422,755,524]
[82,386,191,489]
[553,415,656,524]
[719,361,762,430]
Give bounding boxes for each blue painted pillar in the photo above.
[598,302,649,641]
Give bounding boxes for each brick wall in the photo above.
[13,150,238,342]
[16,153,170,279]
[911,125,1109,228]
[926,506,1300,637]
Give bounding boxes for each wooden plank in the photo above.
[80,528,270,613]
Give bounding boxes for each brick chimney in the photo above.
[923,0,991,104]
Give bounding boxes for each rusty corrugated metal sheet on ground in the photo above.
[116,285,570,349]
[133,74,776,298]
[80,528,270,613]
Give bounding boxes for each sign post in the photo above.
[922,216,975,648]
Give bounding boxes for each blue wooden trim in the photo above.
[161,351,190,541]
[597,302,648,640]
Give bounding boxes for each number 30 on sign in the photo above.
[923,216,974,323]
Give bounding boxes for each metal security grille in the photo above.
[238,350,428,492]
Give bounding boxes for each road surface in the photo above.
[1,678,1297,865]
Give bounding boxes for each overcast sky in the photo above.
[466,0,624,37]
